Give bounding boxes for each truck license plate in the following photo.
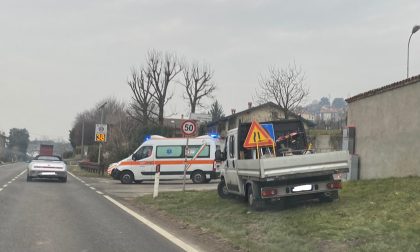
[292,185,312,192]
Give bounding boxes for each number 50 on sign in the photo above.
[181,120,196,136]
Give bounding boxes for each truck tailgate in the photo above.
[237,151,350,179]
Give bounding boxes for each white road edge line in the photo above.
[103,195,199,252]
[67,171,199,252]
[96,191,104,195]
[1,170,27,191]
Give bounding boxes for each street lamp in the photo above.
[407,25,420,78]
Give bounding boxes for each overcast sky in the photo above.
[1,0,419,141]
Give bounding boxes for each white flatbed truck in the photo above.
[216,120,350,210]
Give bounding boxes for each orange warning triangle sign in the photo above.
[243,121,275,148]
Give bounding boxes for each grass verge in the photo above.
[68,165,110,179]
[135,177,420,252]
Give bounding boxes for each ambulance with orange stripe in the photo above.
[113,135,222,184]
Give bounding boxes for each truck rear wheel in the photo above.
[247,184,265,211]
[319,191,338,203]
[217,180,229,199]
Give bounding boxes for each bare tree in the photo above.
[147,50,182,125]
[127,67,156,125]
[69,97,136,164]
[181,62,216,114]
[257,63,309,119]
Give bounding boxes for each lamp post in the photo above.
[407,25,420,78]
[81,120,84,159]
[97,102,107,169]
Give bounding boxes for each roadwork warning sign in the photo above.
[243,121,275,148]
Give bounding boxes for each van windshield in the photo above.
[135,146,153,159]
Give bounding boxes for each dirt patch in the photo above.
[118,196,242,252]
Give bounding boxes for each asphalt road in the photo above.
[81,175,219,199]
[0,163,184,252]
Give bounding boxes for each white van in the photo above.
[113,135,221,184]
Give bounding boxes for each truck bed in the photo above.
[236,151,350,180]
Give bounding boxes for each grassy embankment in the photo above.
[67,164,110,179]
[136,177,420,252]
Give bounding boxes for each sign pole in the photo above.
[180,119,196,192]
[183,137,189,192]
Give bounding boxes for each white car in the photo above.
[27,155,67,182]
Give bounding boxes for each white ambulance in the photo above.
[113,135,222,184]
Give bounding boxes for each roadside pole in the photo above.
[81,120,85,159]
[183,137,190,192]
[181,120,197,192]
[95,102,107,175]
[153,165,160,198]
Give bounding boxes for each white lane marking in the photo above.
[0,170,26,192]
[67,171,199,251]
[89,187,96,190]
[103,195,199,252]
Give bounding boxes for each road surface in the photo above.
[0,163,186,252]
[79,174,218,199]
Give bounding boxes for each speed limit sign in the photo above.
[181,120,196,136]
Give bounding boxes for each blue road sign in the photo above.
[261,124,275,141]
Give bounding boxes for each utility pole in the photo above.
[81,120,85,159]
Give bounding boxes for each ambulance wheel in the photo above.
[191,171,205,184]
[120,171,134,184]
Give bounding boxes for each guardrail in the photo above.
[78,161,105,175]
